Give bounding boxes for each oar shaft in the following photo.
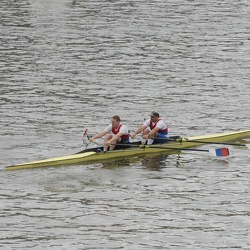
[156,137,248,147]
[143,145,210,152]
[180,138,246,146]
[115,143,210,152]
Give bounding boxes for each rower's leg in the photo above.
[104,134,112,151]
[109,136,118,151]
[141,129,150,145]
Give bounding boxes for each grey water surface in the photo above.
[0,0,249,249]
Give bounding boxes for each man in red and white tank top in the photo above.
[131,111,168,145]
[90,115,129,151]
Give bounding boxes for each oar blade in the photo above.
[83,129,88,136]
[209,147,230,157]
[83,129,90,149]
[246,144,250,150]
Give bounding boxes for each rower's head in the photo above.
[149,111,159,122]
[111,115,121,128]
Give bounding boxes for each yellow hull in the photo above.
[5,130,250,170]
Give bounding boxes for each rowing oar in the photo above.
[83,129,90,139]
[167,137,250,149]
[115,144,230,157]
[83,129,99,148]
[83,129,91,148]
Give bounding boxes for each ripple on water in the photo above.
[1,0,250,249]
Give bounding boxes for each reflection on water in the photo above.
[101,158,136,169]
[100,154,170,171]
[141,155,170,171]
[100,153,186,171]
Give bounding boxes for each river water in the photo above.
[0,0,249,249]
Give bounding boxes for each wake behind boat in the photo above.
[5,130,250,170]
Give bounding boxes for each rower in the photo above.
[131,111,169,145]
[89,115,130,151]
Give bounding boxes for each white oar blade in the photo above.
[209,148,230,157]
[246,144,250,150]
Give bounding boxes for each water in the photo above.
[0,0,249,249]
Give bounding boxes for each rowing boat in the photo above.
[5,130,250,170]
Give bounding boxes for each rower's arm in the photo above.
[90,130,108,141]
[109,132,123,144]
[148,127,160,138]
[132,125,147,137]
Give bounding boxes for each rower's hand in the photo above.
[89,137,94,142]
[142,134,151,139]
[131,133,136,139]
[105,140,111,146]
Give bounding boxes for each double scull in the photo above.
[5,130,250,170]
